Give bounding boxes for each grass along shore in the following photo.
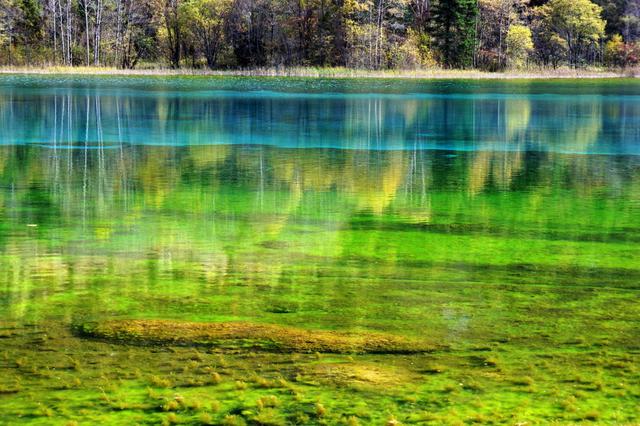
[0,65,638,79]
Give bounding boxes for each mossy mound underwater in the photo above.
[77,319,438,354]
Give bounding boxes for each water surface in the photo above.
[0,76,639,425]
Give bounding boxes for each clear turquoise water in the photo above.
[1,76,639,154]
[0,76,638,425]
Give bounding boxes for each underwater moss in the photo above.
[162,399,180,412]
[315,402,327,417]
[221,414,247,426]
[256,395,280,409]
[293,412,310,424]
[301,361,417,388]
[580,410,601,421]
[199,412,213,425]
[252,407,286,425]
[386,415,402,425]
[1,121,640,425]
[210,372,222,384]
[345,415,360,426]
[36,404,54,417]
[150,375,173,388]
[15,357,27,368]
[0,386,20,395]
[511,376,534,387]
[78,320,437,354]
[163,412,180,425]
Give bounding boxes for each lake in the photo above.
[0,75,639,424]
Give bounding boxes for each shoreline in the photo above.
[0,66,637,79]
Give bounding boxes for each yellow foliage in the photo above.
[506,25,534,68]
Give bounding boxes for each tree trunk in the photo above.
[94,0,103,65]
[165,0,181,68]
[85,0,91,66]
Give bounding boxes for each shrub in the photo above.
[605,35,640,67]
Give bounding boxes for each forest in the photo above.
[0,0,639,71]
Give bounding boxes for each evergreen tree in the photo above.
[16,0,42,45]
[431,0,478,67]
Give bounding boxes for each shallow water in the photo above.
[0,76,639,425]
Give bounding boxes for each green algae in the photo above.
[77,320,438,354]
[0,78,639,424]
[297,361,418,388]
[0,321,638,425]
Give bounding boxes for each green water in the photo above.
[0,76,639,425]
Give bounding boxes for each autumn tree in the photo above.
[0,0,628,69]
[163,0,182,67]
[505,24,533,67]
[181,0,231,68]
[313,0,345,66]
[530,4,564,66]
[116,0,160,69]
[477,0,526,69]
[604,33,640,66]
[536,0,605,66]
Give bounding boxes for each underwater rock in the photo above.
[76,320,437,354]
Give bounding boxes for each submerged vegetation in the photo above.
[1,320,639,424]
[78,320,438,353]
[0,136,638,423]
[0,77,638,423]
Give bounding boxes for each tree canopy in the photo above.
[0,0,637,69]
[538,0,605,66]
